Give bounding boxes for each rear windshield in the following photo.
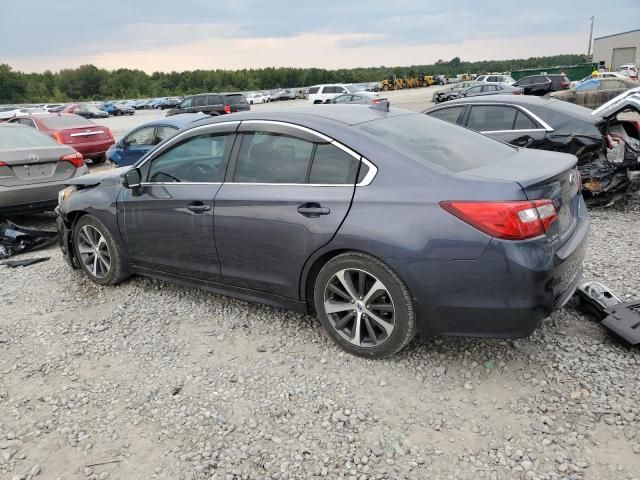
[356,114,515,172]
[0,126,58,148]
[41,115,94,129]
[223,94,248,105]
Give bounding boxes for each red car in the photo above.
[7,113,115,163]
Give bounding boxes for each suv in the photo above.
[308,84,368,104]
[512,74,570,96]
[166,93,250,117]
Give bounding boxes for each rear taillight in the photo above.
[53,132,64,144]
[224,105,231,114]
[107,127,114,139]
[0,161,7,167]
[59,152,84,168]
[372,99,381,105]
[561,81,570,88]
[440,200,558,240]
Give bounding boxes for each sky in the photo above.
[1,0,638,73]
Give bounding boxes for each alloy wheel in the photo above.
[77,225,111,278]
[323,268,395,347]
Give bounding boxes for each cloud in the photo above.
[1,0,638,72]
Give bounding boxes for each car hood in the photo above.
[591,86,640,119]
[65,166,131,187]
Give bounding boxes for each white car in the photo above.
[308,84,376,104]
[617,64,638,80]
[474,74,515,85]
[245,92,267,105]
[0,107,47,120]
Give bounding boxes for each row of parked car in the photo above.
[432,72,639,110]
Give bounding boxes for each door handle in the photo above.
[187,202,211,213]
[297,203,330,218]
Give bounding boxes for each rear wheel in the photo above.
[73,215,129,286]
[314,252,416,358]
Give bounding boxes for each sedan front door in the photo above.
[119,122,238,281]
[213,121,364,299]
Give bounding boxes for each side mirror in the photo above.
[122,168,142,188]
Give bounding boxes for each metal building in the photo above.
[592,29,640,70]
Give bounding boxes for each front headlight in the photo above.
[58,186,77,206]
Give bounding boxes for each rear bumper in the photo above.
[388,198,590,340]
[0,167,89,215]
[69,139,115,158]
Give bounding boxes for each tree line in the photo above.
[0,54,588,104]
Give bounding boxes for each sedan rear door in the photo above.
[464,104,548,147]
[213,121,364,299]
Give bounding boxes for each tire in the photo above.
[73,215,129,286]
[314,252,416,358]
[382,85,389,91]
[91,155,106,165]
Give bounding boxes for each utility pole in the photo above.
[587,16,594,59]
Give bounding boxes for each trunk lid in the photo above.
[0,145,79,186]
[56,125,111,144]
[461,148,581,244]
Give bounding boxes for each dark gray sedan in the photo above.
[0,124,89,215]
[56,105,589,357]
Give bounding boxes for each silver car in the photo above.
[0,124,88,215]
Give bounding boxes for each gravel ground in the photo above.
[1,88,639,480]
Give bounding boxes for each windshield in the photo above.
[0,126,58,148]
[356,114,515,172]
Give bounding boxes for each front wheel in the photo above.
[73,215,129,286]
[314,252,416,358]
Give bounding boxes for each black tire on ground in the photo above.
[313,252,416,358]
[73,215,130,286]
[91,155,106,165]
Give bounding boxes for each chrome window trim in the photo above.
[480,128,547,134]
[239,120,333,142]
[463,103,554,132]
[136,121,241,169]
[136,119,378,187]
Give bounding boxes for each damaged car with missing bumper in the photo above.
[424,88,640,203]
[56,106,588,358]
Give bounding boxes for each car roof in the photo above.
[191,104,413,129]
[138,113,209,129]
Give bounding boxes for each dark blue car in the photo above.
[106,113,206,166]
[57,105,589,358]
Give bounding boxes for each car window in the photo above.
[180,97,193,108]
[234,132,314,183]
[487,76,498,82]
[513,111,538,130]
[308,143,359,184]
[309,87,320,94]
[356,113,515,172]
[147,133,232,183]
[207,95,222,105]
[467,86,482,93]
[476,76,486,82]
[333,95,352,103]
[426,106,465,124]
[467,106,518,131]
[576,80,600,92]
[14,118,36,128]
[481,85,497,92]
[125,127,155,146]
[353,95,369,104]
[154,125,178,144]
[224,94,247,105]
[516,77,531,86]
[193,96,207,108]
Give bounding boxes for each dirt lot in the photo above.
[1,87,640,480]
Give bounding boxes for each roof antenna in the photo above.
[370,99,390,112]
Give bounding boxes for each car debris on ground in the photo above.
[0,218,56,259]
[576,280,640,345]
